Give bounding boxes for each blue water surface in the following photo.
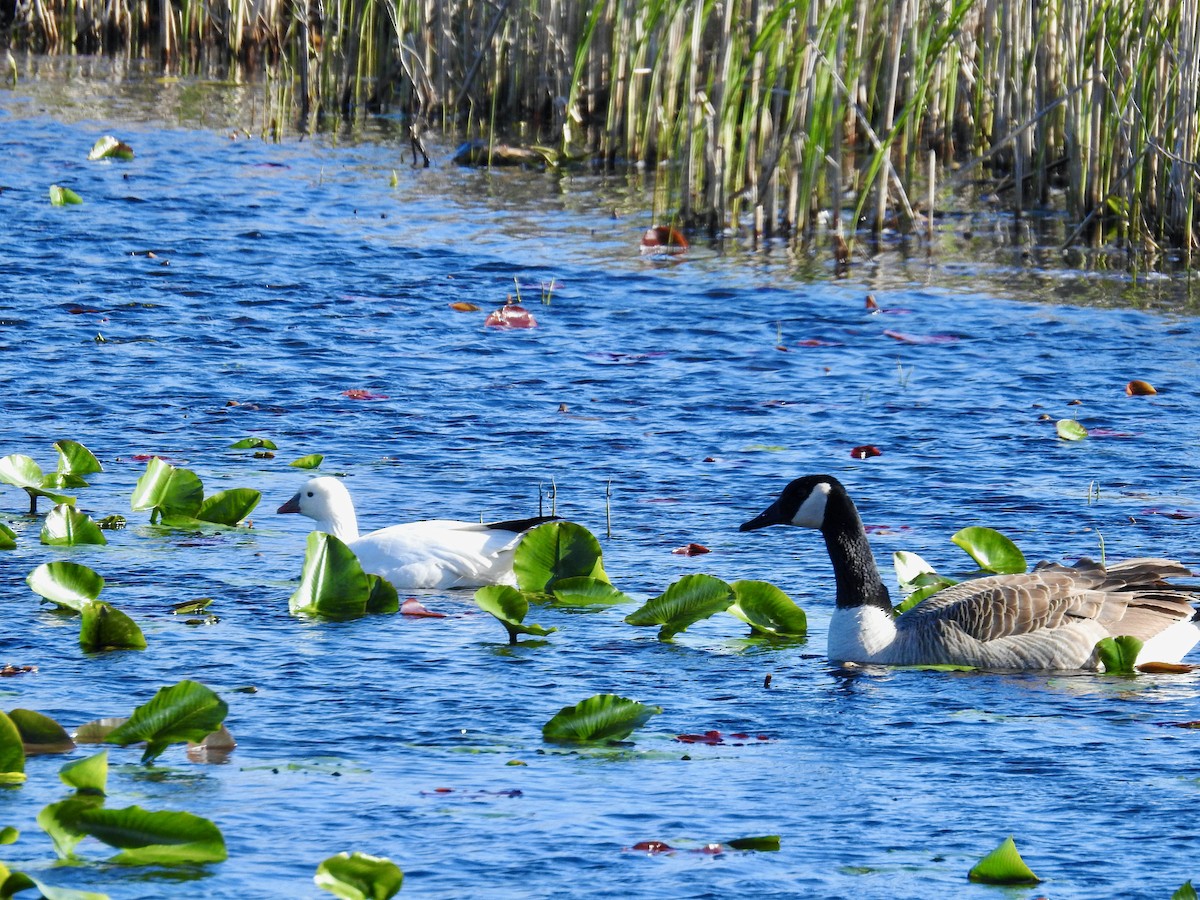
[1,67,1199,899]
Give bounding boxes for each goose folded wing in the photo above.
[898,570,1112,642]
[898,566,1197,644]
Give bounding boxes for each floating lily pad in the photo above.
[49,184,83,205]
[624,574,734,641]
[725,835,781,851]
[73,718,127,744]
[727,580,806,637]
[0,870,108,900]
[27,560,105,611]
[474,585,557,644]
[0,522,15,549]
[77,805,227,865]
[194,488,261,526]
[229,437,278,450]
[290,454,324,469]
[130,458,204,522]
[950,526,1026,574]
[289,532,399,619]
[105,680,227,764]
[41,505,107,546]
[54,440,102,476]
[60,750,108,794]
[79,601,146,653]
[968,836,1040,884]
[9,709,74,754]
[38,792,104,858]
[88,135,134,160]
[549,576,632,607]
[1096,634,1144,674]
[0,453,76,512]
[513,521,607,594]
[542,694,662,744]
[315,851,404,900]
[1056,418,1088,441]
[0,710,26,784]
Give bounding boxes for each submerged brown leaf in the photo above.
[1125,379,1157,396]
[671,543,710,556]
[484,304,537,328]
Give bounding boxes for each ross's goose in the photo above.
[279,476,554,589]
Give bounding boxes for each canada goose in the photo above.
[739,474,1200,670]
[278,476,555,589]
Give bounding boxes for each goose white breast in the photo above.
[740,474,1200,671]
[278,476,552,589]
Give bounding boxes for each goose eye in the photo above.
[306,491,314,497]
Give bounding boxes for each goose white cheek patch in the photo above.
[791,482,831,528]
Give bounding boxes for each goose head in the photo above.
[740,474,891,611]
[278,476,360,542]
[739,474,837,532]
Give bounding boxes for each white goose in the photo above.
[740,474,1200,671]
[278,476,554,589]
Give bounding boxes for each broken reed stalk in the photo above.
[8,0,1199,261]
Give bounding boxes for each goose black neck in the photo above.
[820,488,891,612]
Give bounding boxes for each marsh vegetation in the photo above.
[6,0,1199,264]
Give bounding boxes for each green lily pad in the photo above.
[0,710,26,784]
[8,709,74,754]
[41,505,107,546]
[289,532,398,620]
[0,453,75,512]
[130,458,204,522]
[365,574,399,615]
[194,488,261,526]
[73,718,127,744]
[893,572,959,615]
[474,584,557,644]
[315,851,404,900]
[513,521,608,594]
[88,135,134,160]
[542,693,662,744]
[54,440,102,476]
[1096,635,1144,674]
[0,868,108,900]
[549,576,632,607]
[725,835,781,851]
[27,561,105,611]
[968,835,1041,884]
[229,437,278,450]
[1056,418,1088,441]
[728,580,806,637]
[289,454,324,469]
[0,522,15,549]
[38,792,103,860]
[105,680,227,764]
[950,526,1026,574]
[60,751,108,794]
[624,573,734,640]
[49,184,83,206]
[76,805,227,865]
[79,601,146,653]
[0,826,15,844]
[893,550,938,593]
[1173,881,1198,900]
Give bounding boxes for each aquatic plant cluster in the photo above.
[6,0,1199,260]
